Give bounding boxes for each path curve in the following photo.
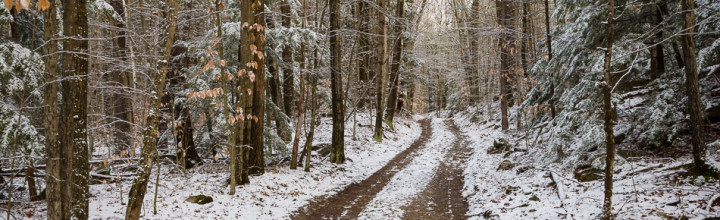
[291,119,469,219]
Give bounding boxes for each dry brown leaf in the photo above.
[3,0,12,10]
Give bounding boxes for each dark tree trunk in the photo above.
[61,0,90,218]
[357,0,372,109]
[330,0,346,163]
[43,1,64,219]
[249,0,267,175]
[373,0,387,141]
[672,41,685,69]
[10,7,18,40]
[384,0,405,128]
[305,74,318,172]
[497,0,515,130]
[25,167,38,201]
[601,0,616,218]
[545,0,555,119]
[649,2,666,80]
[108,0,134,154]
[176,107,200,169]
[681,0,717,176]
[281,1,295,116]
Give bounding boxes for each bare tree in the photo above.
[330,0,346,163]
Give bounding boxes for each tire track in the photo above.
[291,119,433,220]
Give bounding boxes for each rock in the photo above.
[573,165,603,182]
[505,186,519,195]
[488,138,512,154]
[314,143,332,157]
[497,160,515,171]
[186,195,213,204]
[529,195,540,202]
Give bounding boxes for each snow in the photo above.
[455,112,720,219]
[359,118,455,219]
[22,113,422,219]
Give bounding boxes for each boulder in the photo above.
[186,195,213,204]
[497,160,515,171]
[488,138,512,155]
[574,165,603,182]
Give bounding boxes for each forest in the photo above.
[1,0,719,219]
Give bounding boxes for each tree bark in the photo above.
[545,0,556,119]
[108,0,134,154]
[125,0,178,218]
[357,0,372,109]
[680,0,717,176]
[43,1,64,219]
[373,0,387,141]
[305,74,318,172]
[61,0,90,218]
[213,0,238,194]
[292,0,308,169]
[281,1,295,116]
[601,0,616,218]
[497,0,514,130]
[249,0,267,175]
[330,0,346,163]
[649,2,666,80]
[384,0,405,129]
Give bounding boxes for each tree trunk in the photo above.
[373,0,387,141]
[305,74,318,172]
[109,0,134,154]
[545,0,555,119]
[469,0,481,106]
[649,2,666,80]
[498,0,514,130]
[61,0,90,218]
[281,1,295,117]
[292,0,309,169]
[177,107,200,168]
[125,0,178,218]
[43,1,64,219]
[266,42,291,143]
[357,0,372,109]
[330,0,346,163]
[601,0,616,218]
[681,0,718,176]
[249,0,267,175]
[214,0,237,194]
[25,166,39,201]
[9,7,17,40]
[384,0,405,129]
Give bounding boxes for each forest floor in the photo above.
[13,112,720,219]
[454,110,720,220]
[16,113,424,219]
[292,118,470,220]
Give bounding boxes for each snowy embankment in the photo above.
[26,113,422,219]
[455,112,720,219]
[359,118,455,219]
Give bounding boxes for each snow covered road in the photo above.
[293,118,471,219]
